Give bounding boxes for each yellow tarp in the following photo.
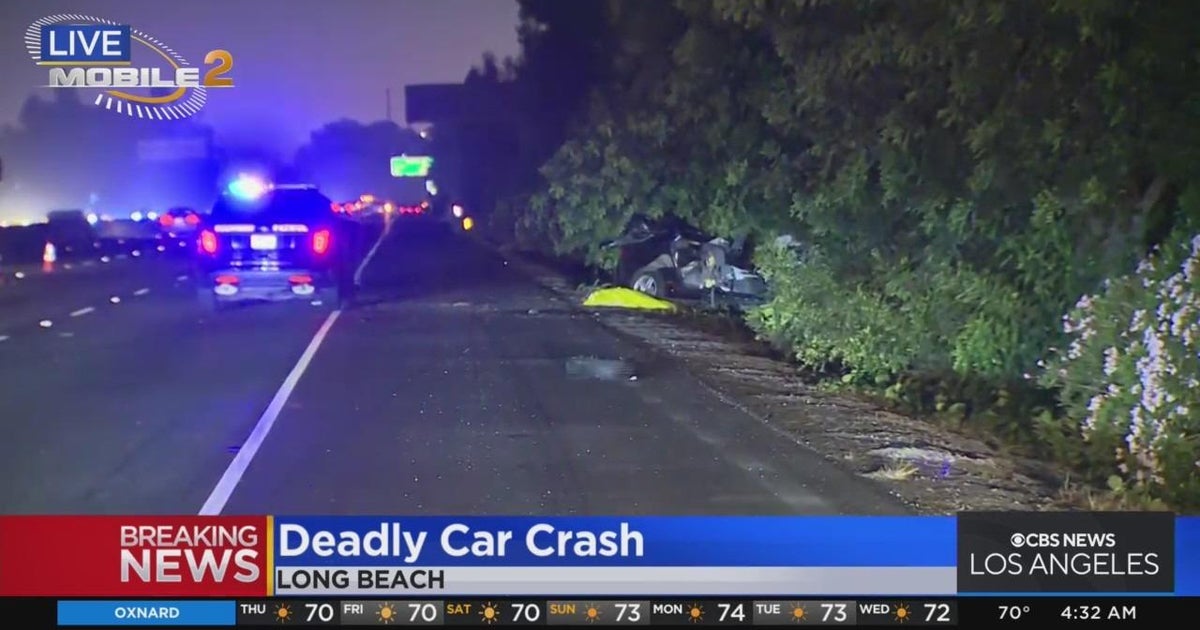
[582,286,676,311]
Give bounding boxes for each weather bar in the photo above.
[32,597,1198,627]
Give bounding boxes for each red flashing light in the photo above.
[311,229,331,255]
[199,230,218,254]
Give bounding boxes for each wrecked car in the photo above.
[604,214,770,306]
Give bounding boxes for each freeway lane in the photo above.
[0,292,339,513]
[0,218,907,515]
[218,221,906,516]
[0,249,192,335]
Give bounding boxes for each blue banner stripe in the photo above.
[272,516,956,567]
[1177,517,1199,595]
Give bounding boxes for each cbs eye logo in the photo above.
[28,13,234,119]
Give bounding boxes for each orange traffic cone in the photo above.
[42,241,56,272]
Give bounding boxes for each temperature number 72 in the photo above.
[923,603,952,622]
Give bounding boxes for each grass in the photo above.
[866,461,920,481]
[1056,476,1172,511]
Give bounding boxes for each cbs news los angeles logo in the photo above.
[27,14,233,119]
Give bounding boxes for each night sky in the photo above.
[0,0,521,152]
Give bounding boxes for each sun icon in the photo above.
[377,603,397,624]
[584,604,601,623]
[688,603,704,623]
[894,604,911,623]
[480,602,500,624]
[790,604,806,622]
[274,603,292,623]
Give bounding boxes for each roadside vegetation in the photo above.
[474,1,1200,509]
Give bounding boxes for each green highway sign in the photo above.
[390,155,433,177]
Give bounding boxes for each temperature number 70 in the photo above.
[999,605,1031,621]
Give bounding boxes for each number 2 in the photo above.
[203,50,234,87]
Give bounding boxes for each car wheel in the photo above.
[336,285,356,310]
[631,269,670,297]
[197,288,228,313]
[311,287,340,309]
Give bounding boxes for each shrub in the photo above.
[1041,227,1200,508]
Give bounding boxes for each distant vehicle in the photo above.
[194,178,359,311]
[46,209,97,254]
[94,217,159,244]
[156,207,203,245]
[335,194,426,218]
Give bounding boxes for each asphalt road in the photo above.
[0,218,907,516]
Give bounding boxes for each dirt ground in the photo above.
[503,250,1073,515]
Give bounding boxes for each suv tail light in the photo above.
[185,213,201,226]
[158,215,174,228]
[199,230,218,254]
[311,229,331,255]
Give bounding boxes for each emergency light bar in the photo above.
[226,175,270,200]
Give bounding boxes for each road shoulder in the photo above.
[492,246,1066,515]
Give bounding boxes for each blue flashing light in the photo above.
[227,175,269,200]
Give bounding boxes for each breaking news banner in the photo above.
[0,514,1196,627]
[0,515,954,598]
[0,516,269,597]
[266,516,955,597]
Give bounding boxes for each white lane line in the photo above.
[353,221,391,286]
[38,320,52,328]
[69,306,95,317]
[133,288,150,296]
[198,309,342,515]
[109,296,121,303]
[0,335,8,343]
[199,224,390,514]
[197,224,390,514]
[176,274,189,281]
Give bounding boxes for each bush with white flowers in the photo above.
[1042,229,1200,507]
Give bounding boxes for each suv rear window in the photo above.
[48,209,88,223]
[210,189,333,223]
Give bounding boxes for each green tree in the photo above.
[506,0,1200,503]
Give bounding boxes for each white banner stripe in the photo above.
[272,566,956,596]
